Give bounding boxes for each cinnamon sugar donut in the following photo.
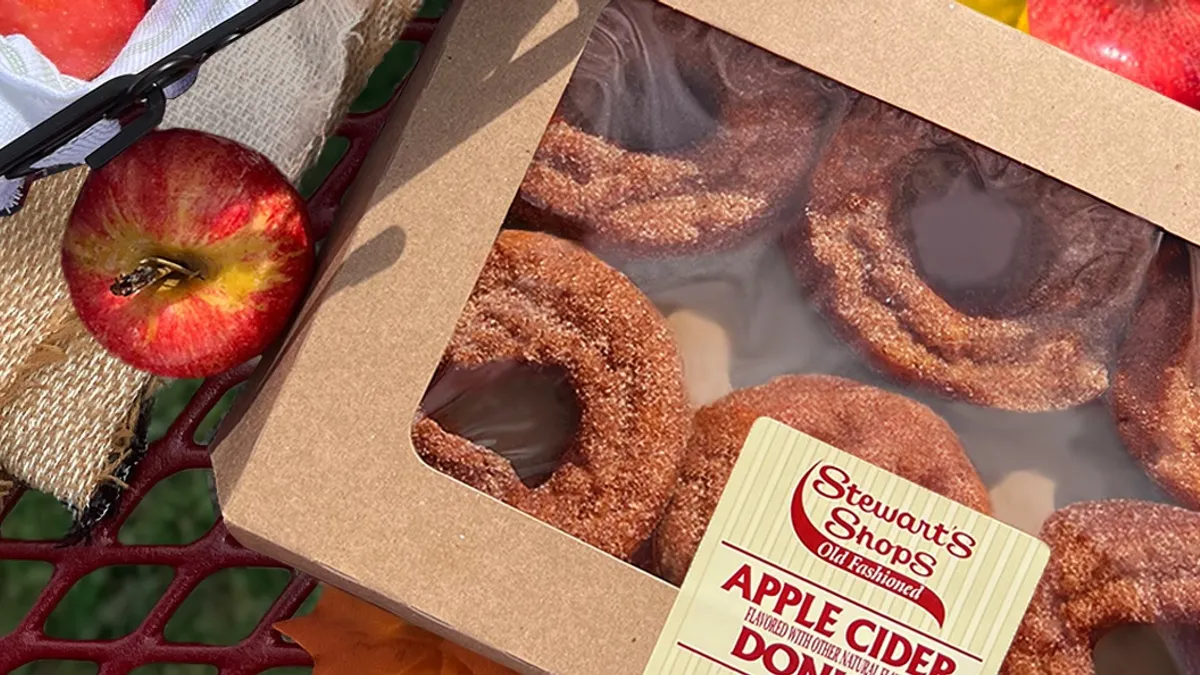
[1002,500,1200,674]
[786,97,1159,412]
[652,374,990,584]
[1111,238,1200,510]
[411,229,691,561]
[511,0,849,256]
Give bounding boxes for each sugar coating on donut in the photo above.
[513,0,851,256]
[787,96,1160,412]
[412,229,691,561]
[652,374,990,585]
[1112,239,1200,510]
[1002,500,1200,675]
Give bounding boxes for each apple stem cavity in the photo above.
[110,256,202,297]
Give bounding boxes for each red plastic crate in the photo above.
[0,14,441,674]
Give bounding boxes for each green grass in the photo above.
[418,0,449,18]
[0,7,437,672]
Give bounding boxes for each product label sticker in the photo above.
[643,417,1049,675]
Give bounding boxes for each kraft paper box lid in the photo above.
[209,1,1200,673]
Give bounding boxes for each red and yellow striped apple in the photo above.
[0,0,150,80]
[61,128,314,378]
[1028,0,1200,110]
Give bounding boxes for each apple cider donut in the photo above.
[787,97,1159,412]
[411,229,691,561]
[511,0,849,256]
[1111,239,1200,510]
[652,374,990,585]
[1002,500,1200,675]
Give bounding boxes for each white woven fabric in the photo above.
[0,0,255,206]
[0,0,255,146]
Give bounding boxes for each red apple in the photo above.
[0,0,149,80]
[61,128,315,379]
[1028,0,1200,109]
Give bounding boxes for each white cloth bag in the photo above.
[0,0,257,209]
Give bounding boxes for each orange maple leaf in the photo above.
[275,586,518,675]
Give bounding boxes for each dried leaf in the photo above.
[276,586,518,675]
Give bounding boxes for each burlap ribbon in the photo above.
[161,0,422,179]
[0,0,419,519]
[0,168,153,521]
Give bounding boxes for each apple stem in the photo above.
[110,256,202,297]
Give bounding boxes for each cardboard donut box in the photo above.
[210,1,1200,673]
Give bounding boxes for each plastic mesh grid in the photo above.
[0,14,441,674]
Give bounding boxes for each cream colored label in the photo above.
[644,418,1049,675]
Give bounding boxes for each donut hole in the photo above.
[562,1,720,154]
[1093,624,1183,675]
[903,150,1043,318]
[422,361,581,488]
